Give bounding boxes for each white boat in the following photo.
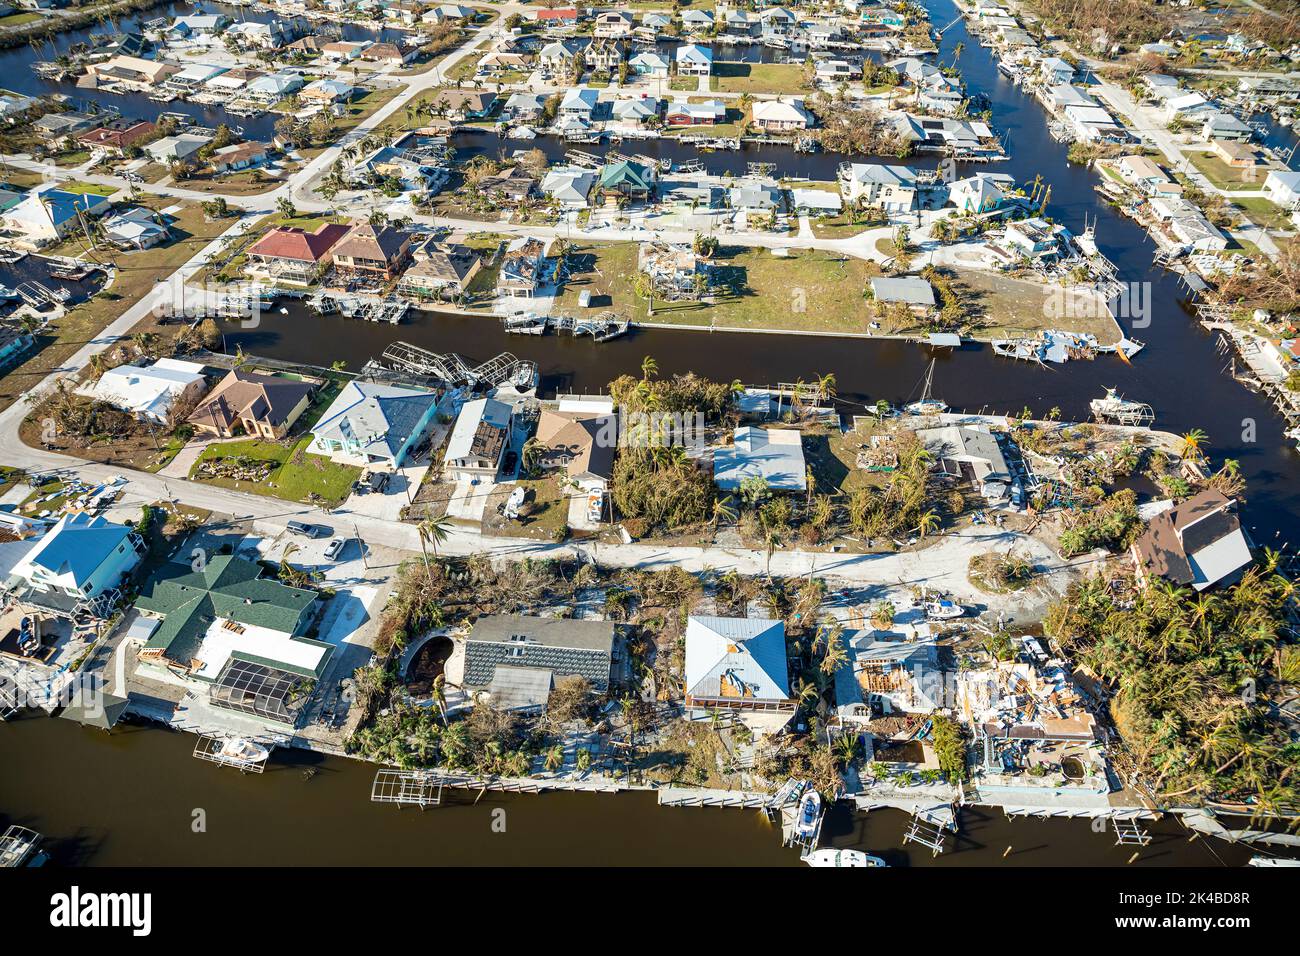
[925,599,965,620]
[0,826,48,867]
[1248,855,1300,867]
[216,737,270,766]
[803,848,886,868]
[904,358,947,415]
[1089,387,1154,426]
[795,789,822,838]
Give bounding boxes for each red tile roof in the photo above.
[247,222,350,263]
[537,8,577,19]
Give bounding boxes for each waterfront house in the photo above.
[76,119,155,157]
[584,39,626,73]
[443,396,513,480]
[11,513,144,609]
[33,111,102,146]
[134,555,329,728]
[675,43,714,77]
[946,172,1016,215]
[1114,155,1178,196]
[541,167,597,208]
[169,13,229,37]
[639,241,709,296]
[629,49,670,77]
[362,41,417,66]
[463,614,616,712]
[1202,111,1253,143]
[681,9,714,33]
[838,162,917,213]
[714,426,806,493]
[145,133,210,166]
[1264,170,1300,210]
[397,243,481,300]
[86,54,178,88]
[750,97,815,132]
[684,616,793,717]
[1,186,112,245]
[559,86,600,121]
[723,9,758,37]
[433,89,499,121]
[532,7,578,28]
[1131,490,1253,592]
[539,40,580,75]
[81,357,207,425]
[595,159,654,202]
[246,71,305,103]
[245,221,350,282]
[1002,217,1068,263]
[789,187,842,216]
[311,381,440,468]
[101,206,171,250]
[1147,197,1228,253]
[189,368,315,440]
[300,78,355,105]
[612,97,659,126]
[1039,56,1074,86]
[1209,139,1257,169]
[870,275,935,315]
[729,183,782,215]
[321,40,369,62]
[760,7,797,36]
[833,628,945,720]
[665,99,725,126]
[533,409,616,493]
[915,423,1012,490]
[593,9,634,39]
[227,19,298,50]
[163,63,229,96]
[480,166,537,203]
[498,237,557,298]
[330,221,413,280]
[503,92,547,123]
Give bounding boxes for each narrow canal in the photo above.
[0,716,1253,866]
[1,0,1297,865]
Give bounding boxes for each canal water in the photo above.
[0,716,1253,866]
[8,1,412,141]
[1,0,1297,865]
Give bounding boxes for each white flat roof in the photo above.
[193,617,328,681]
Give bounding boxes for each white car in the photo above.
[586,491,604,524]
[323,538,346,561]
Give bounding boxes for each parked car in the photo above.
[287,520,330,538]
[586,490,604,524]
[366,471,390,493]
[324,538,346,560]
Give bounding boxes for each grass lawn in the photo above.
[190,435,360,507]
[481,477,569,539]
[554,242,883,333]
[1231,195,1295,231]
[0,12,44,27]
[0,200,234,415]
[1185,150,1266,191]
[61,181,119,198]
[713,62,809,95]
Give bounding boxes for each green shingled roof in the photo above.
[136,555,317,668]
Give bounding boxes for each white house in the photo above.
[675,43,714,77]
[82,358,207,423]
[310,381,440,468]
[12,513,145,605]
[1264,170,1300,209]
[684,616,792,716]
[714,426,806,493]
[750,97,815,132]
[443,397,513,480]
[838,162,918,212]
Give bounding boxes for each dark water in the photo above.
[2,0,1298,866]
[8,2,411,141]
[0,716,1252,866]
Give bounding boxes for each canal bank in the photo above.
[0,715,1257,866]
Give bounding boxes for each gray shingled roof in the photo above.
[463,614,614,691]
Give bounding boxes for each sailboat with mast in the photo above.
[905,359,947,416]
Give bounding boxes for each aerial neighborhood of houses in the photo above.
[0,0,1298,872]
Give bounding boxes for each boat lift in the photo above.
[1112,816,1153,847]
[193,734,272,773]
[371,769,444,809]
[902,804,958,857]
[380,341,537,390]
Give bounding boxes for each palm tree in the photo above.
[1180,427,1209,462]
[417,516,452,582]
[544,745,564,772]
[817,372,837,404]
[763,526,784,578]
[915,509,941,538]
[710,494,737,530]
[873,399,891,421]
[640,355,658,381]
